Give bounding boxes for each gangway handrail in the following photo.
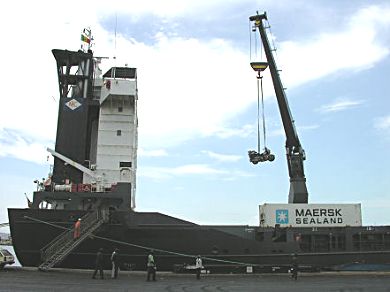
[40,209,102,261]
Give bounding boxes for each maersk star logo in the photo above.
[65,99,82,110]
[276,209,289,224]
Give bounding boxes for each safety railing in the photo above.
[40,209,102,262]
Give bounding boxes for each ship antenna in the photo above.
[115,14,117,53]
[113,13,117,64]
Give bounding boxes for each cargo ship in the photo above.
[8,14,390,272]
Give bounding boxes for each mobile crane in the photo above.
[249,12,309,203]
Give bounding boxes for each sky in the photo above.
[1,0,390,231]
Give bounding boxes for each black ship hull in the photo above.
[8,208,390,272]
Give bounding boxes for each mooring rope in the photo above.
[24,215,259,267]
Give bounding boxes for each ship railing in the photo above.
[40,209,103,262]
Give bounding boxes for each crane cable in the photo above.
[249,20,253,61]
[251,19,268,153]
[260,75,267,151]
[256,74,267,153]
[256,75,261,153]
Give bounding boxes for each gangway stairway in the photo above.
[38,209,105,271]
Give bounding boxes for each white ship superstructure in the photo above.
[47,37,138,210]
[84,66,138,209]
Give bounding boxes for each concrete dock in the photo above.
[1,267,390,291]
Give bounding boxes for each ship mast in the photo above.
[81,28,93,52]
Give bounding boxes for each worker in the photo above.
[92,248,104,279]
[111,248,120,279]
[146,250,156,281]
[291,253,298,280]
[195,255,203,280]
[73,218,81,239]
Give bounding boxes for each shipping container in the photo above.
[259,203,362,227]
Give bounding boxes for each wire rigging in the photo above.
[254,26,257,60]
[248,16,275,164]
[257,74,262,153]
[256,75,261,153]
[249,20,252,61]
[256,74,267,152]
[24,215,260,267]
[260,76,267,150]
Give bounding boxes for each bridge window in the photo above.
[120,161,132,167]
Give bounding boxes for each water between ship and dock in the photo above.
[1,245,390,292]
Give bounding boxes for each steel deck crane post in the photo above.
[249,12,309,203]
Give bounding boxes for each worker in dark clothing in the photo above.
[92,248,104,279]
[290,253,298,280]
[111,248,120,279]
[146,250,156,281]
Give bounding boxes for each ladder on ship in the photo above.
[38,209,106,271]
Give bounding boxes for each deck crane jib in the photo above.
[249,12,309,204]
